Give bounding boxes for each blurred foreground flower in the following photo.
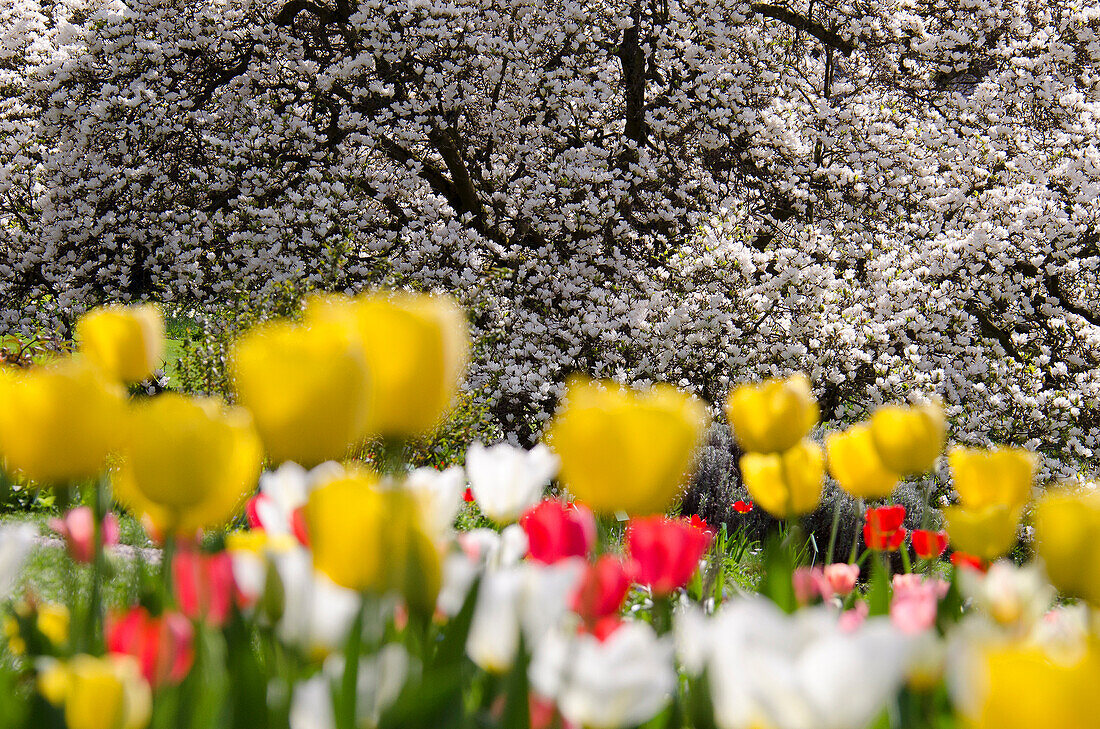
[529,621,675,729]
[869,401,945,476]
[949,447,1035,510]
[0,522,37,601]
[944,504,1021,562]
[106,607,194,687]
[740,439,824,518]
[1034,489,1100,606]
[547,377,708,515]
[231,321,370,466]
[49,506,119,564]
[112,394,262,534]
[76,304,164,384]
[466,442,558,523]
[826,423,898,499]
[39,654,151,729]
[173,546,236,627]
[0,359,124,484]
[3,601,69,654]
[911,529,948,560]
[725,373,818,454]
[305,291,468,437]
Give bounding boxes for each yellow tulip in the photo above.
[944,504,1022,562]
[112,394,262,534]
[826,423,899,499]
[231,320,371,466]
[869,401,946,475]
[54,654,151,729]
[305,291,468,437]
[307,474,441,613]
[76,305,165,383]
[949,446,1035,510]
[1034,490,1100,606]
[3,602,69,654]
[545,377,708,515]
[0,358,124,484]
[740,439,824,519]
[965,642,1100,729]
[725,373,818,454]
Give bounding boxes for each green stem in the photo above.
[848,498,865,564]
[81,476,109,653]
[825,497,842,565]
[900,544,913,574]
[337,598,366,729]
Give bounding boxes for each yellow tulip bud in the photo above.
[725,373,818,454]
[305,291,468,437]
[826,423,899,499]
[965,642,1100,729]
[231,320,371,466]
[944,504,1022,562]
[740,439,824,519]
[545,377,708,515]
[112,394,262,534]
[76,305,165,383]
[0,359,125,484]
[949,446,1035,510]
[61,655,151,729]
[868,401,946,475]
[1034,490,1100,606]
[307,474,441,613]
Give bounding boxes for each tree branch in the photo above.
[751,3,856,55]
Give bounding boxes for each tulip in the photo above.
[112,394,262,534]
[688,514,714,537]
[732,499,753,514]
[547,377,708,516]
[826,423,898,499]
[889,581,940,634]
[231,320,370,466]
[3,602,70,654]
[49,506,120,564]
[571,556,632,627]
[305,291,468,437]
[403,465,466,539]
[0,523,37,602]
[173,547,236,627]
[949,446,1035,510]
[307,474,441,614]
[463,487,475,503]
[962,643,1100,729]
[1033,490,1100,606]
[868,401,945,475]
[627,516,712,595]
[863,505,907,551]
[957,562,1053,628]
[76,304,164,384]
[40,654,152,729]
[792,566,822,604]
[944,504,1021,562]
[466,442,558,523]
[520,500,596,565]
[910,529,948,560]
[106,607,194,687]
[725,373,818,454]
[739,439,824,519]
[950,552,986,572]
[528,621,676,729]
[0,358,124,484]
[821,563,859,597]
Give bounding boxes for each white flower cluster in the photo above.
[1,0,1097,471]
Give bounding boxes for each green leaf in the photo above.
[867,556,891,617]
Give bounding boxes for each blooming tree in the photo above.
[1,0,1098,469]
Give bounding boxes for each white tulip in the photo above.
[466,442,559,523]
[290,644,408,729]
[0,522,36,601]
[530,620,676,729]
[402,465,465,539]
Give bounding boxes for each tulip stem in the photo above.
[80,475,110,653]
[825,498,842,565]
[848,499,865,564]
[338,598,366,729]
[900,545,913,574]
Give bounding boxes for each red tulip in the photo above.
[571,556,632,625]
[48,506,119,564]
[863,505,907,551]
[173,547,236,627]
[951,551,987,572]
[244,494,265,530]
[107,607,194,687]
[911,529,948,560]
[732,500,754,514]
[688,514,714,537]
[626,516,712,595]
[520,500,596,564]
[463,487,475,503]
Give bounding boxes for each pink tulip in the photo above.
[821,563,859,597]
[889,576,948,634]
[792,566,823,604]
[107,607,194,687]
[173,547,236,627]
[49,506,119,563]
[839,600,869,632]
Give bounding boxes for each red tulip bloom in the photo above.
[626,516,712,595]
[107,607,194,687]
[863,505,907,551]
[951,552,987,572]
[520,500,596,564]
[49,506,119,564]
[911,529,948,560]
[173,547,236,627]
[732,500,754,514]
[463,487,475,503]
[571,556,632,625]
[688,514,714,537]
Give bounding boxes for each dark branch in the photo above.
[751,4,856,55]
